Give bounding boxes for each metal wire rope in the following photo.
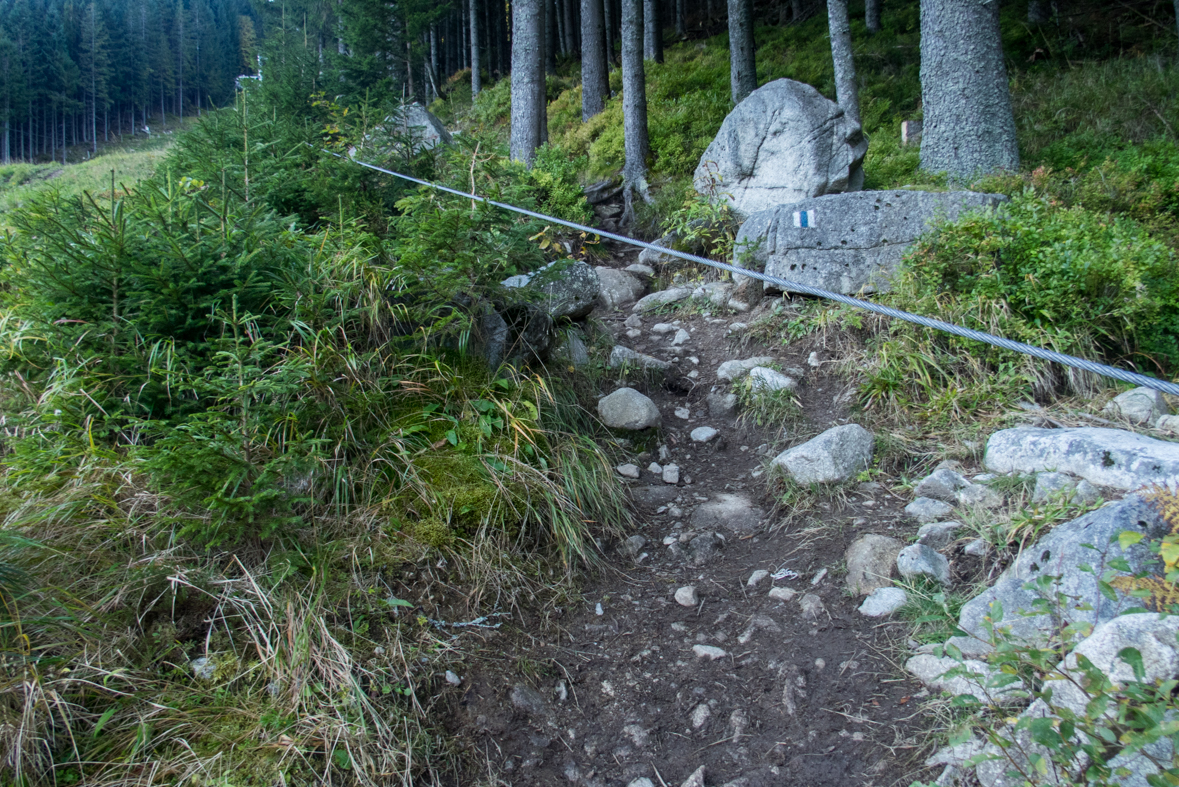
[331,150,1179,397]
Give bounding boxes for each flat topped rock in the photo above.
[772,424,874,484]
[597,388,661,431]
[732,190,1005,296]
[688,493,766,533]
[984,426,1179,491]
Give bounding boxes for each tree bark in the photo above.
[604,0,616,64]
[865,0,881,32]
[470,0,482,94]
[546,0,559,71]
[511,0,546,165]
[675,0,686,36]
[581,0,609,119]
[919,0,1019,179]
[727,0,756,103]
[643,0,662,61]
[827,0,860,125]
[563,0,577,56]
[621,0,649,222]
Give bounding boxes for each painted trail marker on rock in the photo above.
[793,210,817,228]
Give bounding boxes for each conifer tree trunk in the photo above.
[919,0,1019,179]
[563,0,577,55]
[642,0,661,61]
[727,0,755,103]
[546,0,559,71]
[603,0,616,63]
[675,0,686,37]
[827,0,860,125]
[470,0,481,95]
[581,0,609,119]
[621,0,649,223]
[510,0,546,165]
[865,0,881,32]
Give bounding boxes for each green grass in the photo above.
[0,133,175,224]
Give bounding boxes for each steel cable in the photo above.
[333,151,1179,397]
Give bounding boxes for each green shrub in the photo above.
[859,193,1179,417]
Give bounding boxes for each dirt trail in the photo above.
[444,242,937,787]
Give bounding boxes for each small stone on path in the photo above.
[916,521,964,549]
[717,357,775,381]
[964,538,990,557]
[905,497,954,523]
[747,569,770,587]
[897,544,951,584]
[662,464,681,484]
[858,587,907,617]
[445,670,462,686]
[768,587,797,602]
[799,594,826,619]
[672,328,691,346]
[691,426,719,443]
[707,392,738,419]
[690,703,711,729]
[679,767,707,787]
[747,366,797,392]
[647,462,663,474]
[675,585,698,607]
[598,388,662,430]
[957,483,1003,510]
[674,407,691,420]
[692,645,727,660]
[616,463,640,479]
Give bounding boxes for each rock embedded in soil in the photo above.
[662,464,681,484]
[896,544,951,584]
[914,468,971,504]
[598,388,662,431]
[624,263,655,279]
[964,538,990,557]
[707,392,739,419]
[858,587,907,617]
[957,483,1003,510]
[688,493,766,533]
[688,532,724,565]
[616,463,641,478]
[652,322,676,334]
[799,593,826,619]
[905,654,1025,705]
[1159,414,1179,434]
[622,535,647,556]
[716,356,776,381]
[595,266,647,311]
[1073,479,1101,505]
[905,496,954,523]
[510,684,548,716]
[502,259,600,320]
[1102,386,1171,425]
[632,485,678,508]
[768,586,798,602]
[747,366,798,392]
[771,423,874,484]
[679,766,707,787]
[608,345,671,372]
[916,520,964,550]
[747,569,770,587]
[692,644,727,660]
[984,426,1179,490]
[947,494,1172,657]
[675,585,699,607]
[1031,471,1078,503]
[633,287,692,313]
[845,534,904,595]
[690,426,719,443]
[671,328,691,346]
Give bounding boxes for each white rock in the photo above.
[690,703,711,729]
[984,426,1179,491]
[916,520,964,549]
[858,587,907,617]
[647,462,663,474]
[692,645,728,660]
[608,345,671,372]
[674,407,691,420]
[914,468,971,503]
[747,366,797,392]
[616,463,641,479]
[717,356,776,381]
[905,654,1025,704]
[747,569,770,587]
[690,426,720,443]
[671,328,691,346]
[662,464,681,484]
[628,780,656,787]
[595,266,646,310]
[651,322,676,334]
[771,424,874,484]
[623,314,643,329]
[445,670,462,686]
[675,585,699,607]
[679,766,707,787]
[957,483,1003,510]
[964,538,990,557]
[633,287,693,313]
[190,657,215,680]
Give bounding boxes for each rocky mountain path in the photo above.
[445,242,939,787]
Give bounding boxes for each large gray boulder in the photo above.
[503,260,600,320]
[984,427,1179,491]
[694,79,868,217]
[1102,386,1171,425]
[597,388,661,431]
[946,495,1171,656]
[771,424,874,484]
[365,103,452,156]
[732,190,1005,296]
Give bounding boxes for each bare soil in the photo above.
[440,242,945,787]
